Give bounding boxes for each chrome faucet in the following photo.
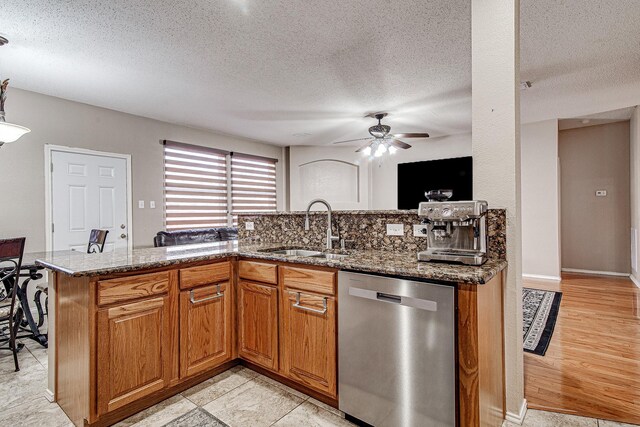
[304,199,339,250]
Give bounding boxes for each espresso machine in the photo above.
[417,190,488,266]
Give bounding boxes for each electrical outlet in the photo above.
[245,221,255,231]
[413,224,429,237]
[149,201,156,209]
[386,224,404,236]
[595,190,607,197]
[138,200,145,209]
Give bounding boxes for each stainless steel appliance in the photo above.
[417,199,488,266]
[338,271,455,427]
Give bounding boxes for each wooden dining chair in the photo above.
[0,237,26,371]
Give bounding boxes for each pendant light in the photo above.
[0,37,31,147]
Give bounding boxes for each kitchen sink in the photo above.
[309,253,349,260]
[259,247,349,259]
[261,248,324,257]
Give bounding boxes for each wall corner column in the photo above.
[471,0,524,419]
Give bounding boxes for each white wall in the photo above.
[370,133,472,210]
[0,88,284,252]
[520,120,561,279]
[288,145,370,211]
[631,106,640,282]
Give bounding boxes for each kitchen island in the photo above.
[37,241,507,427]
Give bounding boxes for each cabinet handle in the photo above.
[190,284,223,304]
[292,292,327,314]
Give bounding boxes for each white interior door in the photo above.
[51,150,129,252]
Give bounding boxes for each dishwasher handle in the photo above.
[348,286,438,312]
[376,292,402,303]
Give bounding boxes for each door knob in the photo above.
[120,233,127,239]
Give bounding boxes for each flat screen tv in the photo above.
[397,156,473,209]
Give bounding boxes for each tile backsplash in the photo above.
[238,209,506,260]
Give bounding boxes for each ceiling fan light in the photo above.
[388,145,397,154]
[0,121,30,144]
[363,146,372,156]
[376,143,387,154]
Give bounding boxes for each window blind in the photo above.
[163,141,230,230]
[231,152,277,224]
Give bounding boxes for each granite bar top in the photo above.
[240,209,419,215]
[35,241,507,285]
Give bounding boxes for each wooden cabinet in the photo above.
[281,289,337,398]
[96,296,171,415]
[179,282,232,378]
[237,280,279,371]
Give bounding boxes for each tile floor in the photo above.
[0,339,638,426]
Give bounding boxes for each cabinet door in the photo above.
[238,280,278,371]
[97,296,171,415]
[180,282,232,378]
[281,290,337,398]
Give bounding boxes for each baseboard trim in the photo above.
[561,268,629,277]
[44,388,55,403]
[522,274,561,282]
[630,274,640,289]
[504,399,527,425]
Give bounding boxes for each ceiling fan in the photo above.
[332,113,429,157]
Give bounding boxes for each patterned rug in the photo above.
[162,408,229,427]
[523,287,562,356]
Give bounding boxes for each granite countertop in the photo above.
[35,241,507,285]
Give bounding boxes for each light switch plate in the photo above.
[138,200,145,209]
[245,221,255,231]
[149,201,156,209]
[595,190,607,197]
[386,224,404,236]
[413,224,429,237]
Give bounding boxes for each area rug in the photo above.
[162,408,229,427]
[523,288,562,356]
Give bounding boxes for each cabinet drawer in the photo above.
[239,260,278,285]
[98,272,170,306]
[180,261,230,290]
[281,266,336,295]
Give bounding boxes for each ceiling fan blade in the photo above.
[391,132,430,139]
[388,139,412,149]
[332,137,372,145]
[356,143,372,153]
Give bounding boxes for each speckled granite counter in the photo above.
[35,240,507,285]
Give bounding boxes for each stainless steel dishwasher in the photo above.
[338,271,456,427]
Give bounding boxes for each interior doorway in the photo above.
[558,120,631,276]
[45,145,133,252]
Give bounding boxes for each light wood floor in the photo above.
[524,273,640,425]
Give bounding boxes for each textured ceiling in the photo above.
[2,1,640,146]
